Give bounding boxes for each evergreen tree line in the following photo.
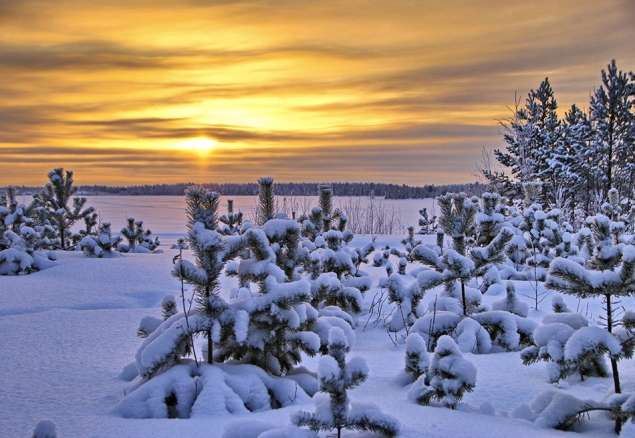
[480,60,635,225]
[3,181,485,199]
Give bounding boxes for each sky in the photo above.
[1,0,634,187]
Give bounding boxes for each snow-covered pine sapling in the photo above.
[220,227,319,375]
[551,293,571,313]
[418,207,436,235]
[307,230,366,316]
[318,183,334,231]
[172,186,228,365]
[71,209,99,247]
[218,199,244,235]
[79,222,121,258]
[519,321,604,384]
[137,295,179,339]
[263,218,308,281]
[35,168,94,250]
[119,218,145,252]
[185,186,220,231]
[410,335,476,409]
[0,186,39,234]
[436,193,476,257]
[505,233,527,274]
[602,188,635,230]
[412,225,531,354]
[404,332,430,381]
[546,214,635,433]
[162,295,178,320]
[401,226,421,258]
[492,282,529,317]
[0,231,36,275]
[373,249,391,267]
[520,296,597,383]
[385,258,424,333]
[475,192,506,246]
[257,177,275,225]
[293,327,400,438]
[135,188,229,378]
[413,216,513,316]
[301,207,323,242]
[349,241,374,277]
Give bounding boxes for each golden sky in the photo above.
[1,0,634,187]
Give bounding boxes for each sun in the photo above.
[176,137,217,154]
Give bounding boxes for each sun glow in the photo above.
[176,137,217,154]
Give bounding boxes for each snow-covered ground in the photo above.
[2,199,634,438]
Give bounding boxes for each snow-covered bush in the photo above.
[137,295,179,338]
[116,362,315,419]
[1,186,38,235]
[118,217,160,253]
[80,222,121,258]
[409,335,476,409]
[293,327,400,437]
[384,265,424,332]
[492,282,529,317]
[0,230,56,275]
[404,332,429,381]
[31,419,58,438]
[518,390,605,431]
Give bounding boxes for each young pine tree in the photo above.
[318,183,334,231]
[413,193,513,316]
[546,214,635,433]
[36,168,94,250]
[175,186,227,364]
[293,327,400,438]
[410,335,476,409]
[257,177,275,225]
[79,222,121,258]
[218,199,244,235]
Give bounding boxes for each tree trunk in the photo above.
[461,280,467,316]
[207,329,213,363]
[606,295,622,434]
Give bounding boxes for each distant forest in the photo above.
[6,181,485,199]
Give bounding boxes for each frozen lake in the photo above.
[81,195,437,241]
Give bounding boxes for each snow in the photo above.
[32,419,58,438]
[563,326,623,361]
[3,197,635,437]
